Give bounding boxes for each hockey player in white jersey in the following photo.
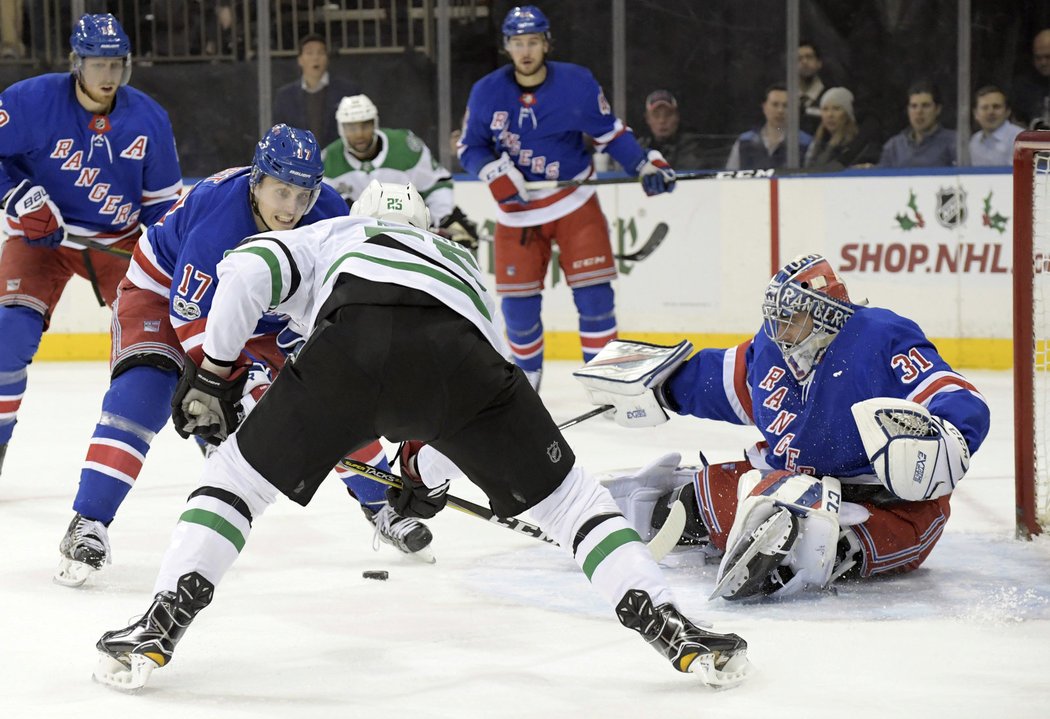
[92,181,752,691]
[323,94,479,250]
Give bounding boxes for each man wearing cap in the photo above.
[638,90,707,171]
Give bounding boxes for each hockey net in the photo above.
[1014,131,1050,538]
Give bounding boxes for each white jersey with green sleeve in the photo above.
[322,128,455,224]
[201,215,507,365]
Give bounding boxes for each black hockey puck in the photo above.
[362,570,389,581]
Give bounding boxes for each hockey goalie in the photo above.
[575,254,990,600]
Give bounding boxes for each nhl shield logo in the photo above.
[936,186,967,229]
[546,440,562,463]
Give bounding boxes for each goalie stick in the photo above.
[523,168,775,191]
[478,223,669,263]
[338,457,684,561]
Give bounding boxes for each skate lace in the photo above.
[72,516,111,555]
[371,505,420,550]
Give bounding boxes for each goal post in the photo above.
[1013,130,1050,538]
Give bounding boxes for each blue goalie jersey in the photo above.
[125,166,349,353]
[0,73,182,245]
[664,306,991,480]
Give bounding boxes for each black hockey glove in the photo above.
[437,206,480,252]
[386,440,450,519]
[171,349,252,446]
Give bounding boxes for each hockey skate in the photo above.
[616,588,753,688]
[93,572,214,691]
[364,504,436,563]
[54,513,111,587]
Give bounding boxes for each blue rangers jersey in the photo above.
[0,73,182,246]
[664,306,991,482]
[459,61,649,227]
[125,167,348,353]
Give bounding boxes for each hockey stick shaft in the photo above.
[340,455,680,561]
[339,457,559,545]
[557,404,613,429]
[478,224,668,262]
[523,169,774,191]
[67,234,134,258]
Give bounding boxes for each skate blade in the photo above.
[687,649,754,689]
[53,557,97,587]
[92,651,160,692]
[407,545,436,564]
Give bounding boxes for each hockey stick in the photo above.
[477,223,668,263]
[339,457,680,561]
[557,404,613,429]
[67,234,134,258]
[523,169,775,191]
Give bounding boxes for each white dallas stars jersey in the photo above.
[322,128,454,224]
[202,215,507,364]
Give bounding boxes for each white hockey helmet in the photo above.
[350,180,431,230]
[336,94,379,126]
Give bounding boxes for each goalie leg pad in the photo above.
[712,470,844,600]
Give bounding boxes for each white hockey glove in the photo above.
[637,150,676,196]
[851,397,970,501]
[479,153,529,206]
[572,339,693,428]
[711,470,845,601]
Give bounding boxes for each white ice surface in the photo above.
[1,361,1048,718]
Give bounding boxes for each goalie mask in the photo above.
[762,254,853,382]
[70,13,133,87]
[350,180,431,230]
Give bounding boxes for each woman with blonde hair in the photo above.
[804,87,879,169]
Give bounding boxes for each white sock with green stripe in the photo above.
[152,437,279,595]
[528,466,675,609]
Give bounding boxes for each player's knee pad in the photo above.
[501,294,542,336]
[571,282,615,322]
[100,365,180,438]
[527,465,621,549]
[111,351,181,380]
[713,470,844,601]
[0,305,45,368]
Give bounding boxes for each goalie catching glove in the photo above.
[171,348,253,446]
[850,397,970,501]
[573,339,692,428]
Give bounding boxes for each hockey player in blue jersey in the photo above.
[576,254,991,600]
[0,13,182,476]
[54,126,434,588]
[457,5,676,390]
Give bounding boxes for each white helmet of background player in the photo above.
[350,180,431,230]
[761,254,854,383]
[336,94,380,156]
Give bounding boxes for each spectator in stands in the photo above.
[273,33,361,147]
[803,87,879,170]
[878,81,957,168]
[0,0,24,59]
[637,90,706,171]
[798,40,827,135]
[726,83,812,171]
[1012,28,1050,130]
[969,85,1024,166]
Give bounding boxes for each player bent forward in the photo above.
[92,182,753,690]
[575,254,990,600]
